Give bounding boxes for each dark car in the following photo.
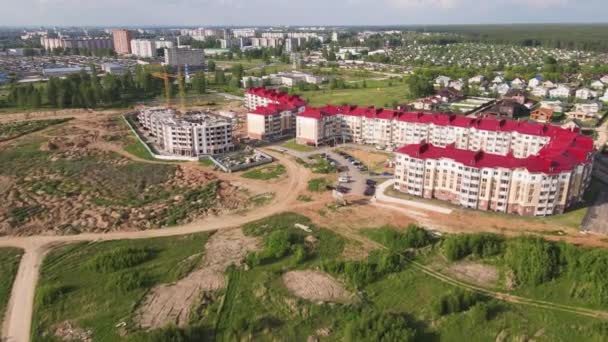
[336,186,350,194]
[364,186,376,196]
[366,179,377,186]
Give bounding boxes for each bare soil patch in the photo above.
[283,270,352,303]
[134,228,260,329]
[53,321,92,342]
[446,261,499,287]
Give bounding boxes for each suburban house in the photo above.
[495,83,511,96]
[575,88,596,100]
[549,85,572,99]
[531,87,549,98]
[543,80,556,89]
[511,78,526,89]
[492,75,505,84]
[574,102,603,115]
[540,100,565,113]
[502,89,526,105]
[469,75,485,84]
[591,80,605,90]
[601,89,608,103]
[448,80,464,91]
[434,75,451,88]
[530,108,554,123]
[482,100,530,119]
[601,75,608,84]
[528,76,543,89]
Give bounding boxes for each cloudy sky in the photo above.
[2,0,607,26]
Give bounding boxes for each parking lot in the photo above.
[269,143,390,197]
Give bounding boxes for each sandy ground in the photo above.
[341,147,393,173]
[446,261,500,288]
[282,271,352,303]
[134,226,261,329]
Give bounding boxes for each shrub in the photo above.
[90,247,154,273]
[434,290,486,316]
[344,311,419,342]
[365,225,434,251]
[321,251,406,288]
[443,233,505,261]
[106,271,150,293]
[143,325,209,342]
[504,236,559,286]
[37,285,73,306]
[307,178,331,192]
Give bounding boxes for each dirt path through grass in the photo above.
[0,149,310,342]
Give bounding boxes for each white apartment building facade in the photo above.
[130,39,157,58]
[394,138,593,216]
[137,108,234,156]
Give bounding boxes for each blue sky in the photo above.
[3,0,607,26]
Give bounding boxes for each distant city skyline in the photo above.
[3,0,607,27]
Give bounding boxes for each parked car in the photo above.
[337,186,350,194]
[366,179,377,186]
[364,186,376,196]
[338,175,351,183]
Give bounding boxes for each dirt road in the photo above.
[0,149,309,342]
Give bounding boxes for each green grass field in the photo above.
[280,139,316,152]
[123,139,156,161]
[0,248,23,335]
[298,83,410,108]
[31,234,211,342]
[241,164,286,180]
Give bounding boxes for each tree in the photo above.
[230,64,244,85]
[47,78,58,107]
[327,51,337,62]
[215,70,226,85]
[192,72,206,94]
[207,60,216,72]
[406,75,434,98]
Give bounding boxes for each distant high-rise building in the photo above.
[130,39,156,58]
[332,31,338,42]
[40,37,113,51]
[112,29,132,55]
[164,47,205,67]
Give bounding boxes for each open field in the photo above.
[0,248,22,335]
[31,234,212,341]
[298,83,410,108]
[28,213,608,341]
[241,163,286,180]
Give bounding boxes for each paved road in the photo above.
[268,145,369,196]
[375,179,454,215]
[0,149,306,342]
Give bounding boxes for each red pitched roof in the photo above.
[397,137,593,174]
[245,87,305,108]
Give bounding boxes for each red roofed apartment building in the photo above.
[245,87,306,140]
[293,104,594,216]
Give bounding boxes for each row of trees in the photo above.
[4,65,165,109]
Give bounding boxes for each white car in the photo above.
[338,175,351,183]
